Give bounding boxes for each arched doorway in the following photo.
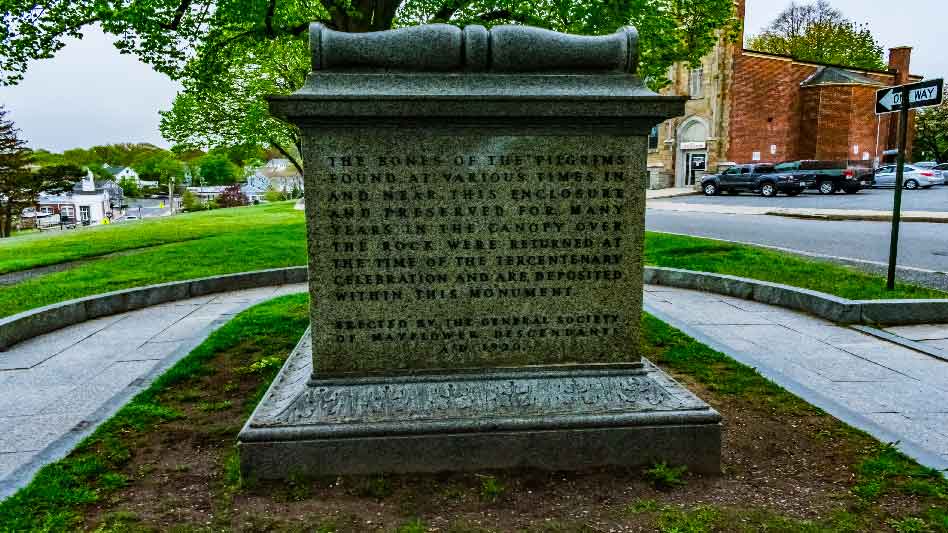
[676,118,709,187]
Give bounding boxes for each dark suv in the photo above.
[772,160,872,194]
[700,164,808,197]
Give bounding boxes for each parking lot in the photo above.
[675,184,948,212]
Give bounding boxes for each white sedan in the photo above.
[873,164,945,189]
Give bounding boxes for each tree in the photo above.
[85,163,112,181]
[218,184,249,207]
[197,153,240,185]
[181,188,200,211]
[0,106,32,237]
[133,151,185,184]
[0,108,84,236]
[4,1,739,173]
[747,1,885,71]
[119,177,142,198]
[913,87,948,163]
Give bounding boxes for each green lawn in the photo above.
[0,202,307,318]
[643,232,945,300]
[0,202,941,318]
[0,201,304,274]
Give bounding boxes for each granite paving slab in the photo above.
[0,452,33,480]
[885,324,948,341]
[0,283,308,499]
[645,285,948,473]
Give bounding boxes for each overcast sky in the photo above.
[1,0,945,153]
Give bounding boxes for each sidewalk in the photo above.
[0,283,306,498]
[646,284,948,472]
[647,199,948,223]
[645,187,697,200]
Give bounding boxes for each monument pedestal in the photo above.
[238,23,722,478]
[238,330,721,477]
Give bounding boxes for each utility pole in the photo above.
[168,177,175,215]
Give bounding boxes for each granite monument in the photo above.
[238,23,721,477]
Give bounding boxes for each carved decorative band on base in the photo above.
[238,329,722,476]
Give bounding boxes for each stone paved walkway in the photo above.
[3,281,947,499]
[0,283,306,498]
[645,285,948,473]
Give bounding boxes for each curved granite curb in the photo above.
[0,267,308,351]
[645,266,948,326]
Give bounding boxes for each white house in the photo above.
[241,182,267,203]
[251,159,304,196]
[35,171,121,225]
[106,165,157,189]
[186,186,229,202]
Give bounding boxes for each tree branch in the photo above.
[476,9,528,24]
[431,0,470,22]
[159,0,193,30]
[270,138,304,175]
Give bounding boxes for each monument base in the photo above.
[238,329,722,478]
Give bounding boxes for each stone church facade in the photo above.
[647,0,919,189]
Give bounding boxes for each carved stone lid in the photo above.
[310,23,638,74]
[270,23,686,129]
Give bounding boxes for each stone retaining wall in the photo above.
[3,265,946,352]
[645,267,948,326]
[0,267,308,351]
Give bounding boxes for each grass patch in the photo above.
[644,232,945,300]
[0,202,306,318]
[643,462,688,491]
[0,293,310,532]
[0,202,302,274]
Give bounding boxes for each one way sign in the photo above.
[876,78,943,115]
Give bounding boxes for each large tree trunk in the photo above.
[326,0,403,32]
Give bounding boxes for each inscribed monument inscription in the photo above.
[238,23,722,477]
[311,136,643,371]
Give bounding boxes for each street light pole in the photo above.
[168,178,175,215]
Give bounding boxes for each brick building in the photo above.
[647,0,921,189]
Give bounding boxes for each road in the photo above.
[669,184,948,212]
[121,198,173,220]
[646,210,948,272]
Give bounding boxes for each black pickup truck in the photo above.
[772,160,873,194]
[700,163,808,197]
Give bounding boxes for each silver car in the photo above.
[874,164,945,188]
[933,163,948,184]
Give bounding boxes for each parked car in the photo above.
[700,163,808,197]
[873,164,945,188]
[772,160,871,194]
[932,163,948,183]
[913,161,937,169]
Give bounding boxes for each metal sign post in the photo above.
[876,79,944,290]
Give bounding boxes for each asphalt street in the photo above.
[122,198,172,220]
[670,184,948,212]
[645,210,948,272]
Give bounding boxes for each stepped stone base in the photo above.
[237,329,722,478]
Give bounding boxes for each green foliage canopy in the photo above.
[747,0,886,71]
[133,151,185,184]
[3,0,740,172]
[913,86,948,163]
[197,153,241,185]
